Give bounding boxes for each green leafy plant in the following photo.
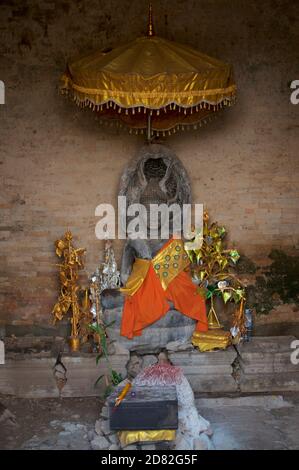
[89,322,123,396]
[185,211,246,331]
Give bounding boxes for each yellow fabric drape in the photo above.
[120,258,151,297]
[120,239,190,296]
[118,429,176,447]
[152,239,190,290]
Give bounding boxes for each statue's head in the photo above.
[119,144,192,238]
[139,159,168,231]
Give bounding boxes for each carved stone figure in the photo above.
[102,144,197,352]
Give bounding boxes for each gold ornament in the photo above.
[207,297,222,329]
[69,336,80,352]
[191,330,231,352]
[52,231,87,351]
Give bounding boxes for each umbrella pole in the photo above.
[147,113,152,142]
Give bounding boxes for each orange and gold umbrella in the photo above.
[61,5,236,137]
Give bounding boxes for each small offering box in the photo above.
[108,385,178,431]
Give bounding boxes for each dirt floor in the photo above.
[1,393,299,450]
[0,396,103,450]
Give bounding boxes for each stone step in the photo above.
[236,336,299,392]
[239,372,299,392]
[0,346,129,398]
[237,336,299,374]
[175,364,233,374]
[169,348,237,366]
[168,347,238,393]
[239,357,297,374]
[187,375,238,393]
[237,336,297,356]
[1,336,299,397]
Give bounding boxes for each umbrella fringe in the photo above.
[60,88,234,136]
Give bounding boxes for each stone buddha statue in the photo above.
[101,144,207,352]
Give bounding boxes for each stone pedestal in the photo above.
[237,336,299,392]
[104,307,196,353]
[0,344,129,398]
[168,347,238,393]
[2,336,299,397]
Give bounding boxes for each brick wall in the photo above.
[0,0,298,328]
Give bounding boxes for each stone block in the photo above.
[104,308,196,352]
[166,339,193,352]
[237,336,297,372]
[188,374,238,393]
[237,336,299,392]
[169,348,236,371]
[0,348,129,398]
[239,372,299,393]
[168,347,238,393]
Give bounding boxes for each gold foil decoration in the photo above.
[152,239,190,290]
[192,329,231,352]
[207,296,222,330]
[52,230,86,351]
[118,429,176,447]
[232,297,246,337]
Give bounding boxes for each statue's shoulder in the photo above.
[126,238,152,260]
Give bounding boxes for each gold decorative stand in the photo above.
[52,230,87,352]
[192,294,231,352]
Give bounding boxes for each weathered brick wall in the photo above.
[0,0,298,330]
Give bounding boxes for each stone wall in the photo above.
[0,0,298,331]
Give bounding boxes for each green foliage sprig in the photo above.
[185,211,246,305]
[89,322,123,397]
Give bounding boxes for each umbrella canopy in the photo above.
[61,5,236,136]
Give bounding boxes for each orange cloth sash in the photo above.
[120,239,208,339]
